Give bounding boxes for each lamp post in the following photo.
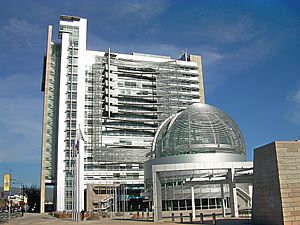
[0,160,12,223]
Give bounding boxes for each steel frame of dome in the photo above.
[151,103,246,158]
[144,103,253,222]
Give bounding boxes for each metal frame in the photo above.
[150,161,253,222]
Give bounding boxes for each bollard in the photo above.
[171,213,175,222]
[189,213,193,224]
[212,213,216,225]
[180,213,183,223]
[142,212,144,219]
[199,213,204,224]
[137,211,140,219]
[147,212,149,220]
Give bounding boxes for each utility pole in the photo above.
[8,175,11,223]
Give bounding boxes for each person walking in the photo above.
[21,207,25,217]
[80,209,85,221]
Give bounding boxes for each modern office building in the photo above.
[40,15,205,213]
[144,103,253,221]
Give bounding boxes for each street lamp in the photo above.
[0,160,12,223]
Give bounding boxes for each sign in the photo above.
[3,174,10,192]
[24,196,28,204]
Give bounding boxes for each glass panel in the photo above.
[201,199,208,209]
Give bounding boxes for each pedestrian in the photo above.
[21,207,25,217]
[80,209,85,221]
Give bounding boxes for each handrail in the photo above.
[236,187,252,206]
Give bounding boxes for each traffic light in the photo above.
[1,191,4,198]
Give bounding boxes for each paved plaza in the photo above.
[6,213,251,225]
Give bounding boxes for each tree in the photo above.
[23,185,40,213]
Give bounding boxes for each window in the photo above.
[68,57,78,65]
[201,199,208,209]
[209,198,216,209]
[71,111,76,118]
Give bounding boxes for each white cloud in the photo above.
[197,34,275,93]
[99,11,256,94]
[0,96,42,162]
[289,89,300,104]
[187,12,284,93]
[203,51,225,65]
[88,34,182,58]
[286,87,300,125]
[0,73,40,97]
[286,107,300,125]
[0,73,42,162]
[205,14,258,44]
[110,0,169,20]
[88,21,275,95]
[0,18,44,50]
[199,46,262,93]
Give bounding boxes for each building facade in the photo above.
[40,15,205,213]
[144,103,253,221]
[252,141,300,225]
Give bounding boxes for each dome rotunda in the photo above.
[153,103,245,158]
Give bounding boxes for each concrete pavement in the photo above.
[8,213,252,225]
[0,211,22,224]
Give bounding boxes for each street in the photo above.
[2,213,251,225]
[0,211,23,223]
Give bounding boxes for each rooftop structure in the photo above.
[144,103,252,222]
[152,103,245,158]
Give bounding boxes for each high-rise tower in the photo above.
[40,15,205,213]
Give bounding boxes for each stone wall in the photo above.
[252,141,300,225]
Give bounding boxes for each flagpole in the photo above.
[76,150,79,221]
[76,125,84,221]
[77,127,80,221]
[72,130,78,221]
[71,151,73,221]
[72,140,76,221]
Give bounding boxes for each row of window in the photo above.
[101,131,153,137]
[161,197,230,211]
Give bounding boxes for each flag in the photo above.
[71,140,78,156]
[75,126,85,154]
[77,126,85,141]
[71,141,80,156]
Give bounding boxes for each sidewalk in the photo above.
[9,213,252,225]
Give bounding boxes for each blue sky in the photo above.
[0,0,299,186]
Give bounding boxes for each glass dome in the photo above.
[153,103,246,158]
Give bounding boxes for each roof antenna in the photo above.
[179,49,188,61]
